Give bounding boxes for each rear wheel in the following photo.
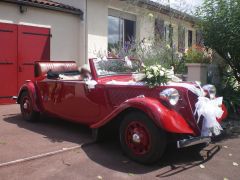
[20,91,39,122]
[120,112,166,164]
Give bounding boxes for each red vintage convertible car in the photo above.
[17,58,228,164]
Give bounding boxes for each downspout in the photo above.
[85,0,88,64]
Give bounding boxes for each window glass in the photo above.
[108,16,123,50]
[188,30,193,48]
[124,19,135,43]
[108,16,135,51]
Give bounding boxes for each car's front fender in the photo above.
[17,81,41,112]
[91,97,195,135]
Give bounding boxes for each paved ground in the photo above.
[0,104,240,180]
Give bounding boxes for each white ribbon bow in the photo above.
[194,97,224,136]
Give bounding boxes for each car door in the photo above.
[39,79,105,125]
[57,81,103,124]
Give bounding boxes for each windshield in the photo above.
[94,58,142,76]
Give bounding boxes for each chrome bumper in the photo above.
[177,136,211,148]
[12,96,18,100]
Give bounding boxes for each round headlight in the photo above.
[202,84,216,99]
[160,88,180,106]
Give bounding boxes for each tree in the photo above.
[197,0,240,84]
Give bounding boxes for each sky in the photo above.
[152,0,204,14]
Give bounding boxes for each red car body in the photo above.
[17,58,228,164]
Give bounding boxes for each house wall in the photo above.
[0,2,84,65]
[87,0,108,59]
[54,0,87,63]
[108,0,196,49]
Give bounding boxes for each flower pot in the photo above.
[187,63,208,84]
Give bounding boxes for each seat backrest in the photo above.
[34,61,78,77]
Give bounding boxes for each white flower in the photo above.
[160,70,165,76]
[147,74,154,79]
[152,66,158,74]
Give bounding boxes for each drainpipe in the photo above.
[85,0,88,64]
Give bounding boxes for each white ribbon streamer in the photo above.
[167,82,204,97]
[86,80,97,89]
[124,56,133,69]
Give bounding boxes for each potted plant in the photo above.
[184,46,212,84]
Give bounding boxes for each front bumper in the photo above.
[177,136,211,148]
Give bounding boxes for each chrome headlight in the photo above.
[202,84,216,99]
[160,88,180,106]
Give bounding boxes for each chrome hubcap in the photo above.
[132,133,141,143]
[23,101,28,109]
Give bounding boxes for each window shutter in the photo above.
[155,18,164,41]
[196,30,203,46]
[178,26,185,52]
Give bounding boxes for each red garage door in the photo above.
[18,25,50,90]
[0,23,18,104]
[0,23,50,104]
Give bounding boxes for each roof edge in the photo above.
[2,0,83,17]
[121,0,197,24]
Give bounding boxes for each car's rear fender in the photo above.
[91,97,195,135]
[17,81,41,112]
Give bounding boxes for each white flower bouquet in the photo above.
[143,64,170,88]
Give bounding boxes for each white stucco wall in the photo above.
[87,0,108,59]
[0,2,84,65]
[54,0,87,63]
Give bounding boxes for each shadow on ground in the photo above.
[81,140,221,177]
[3,114,92,145]
[3,114,222,177]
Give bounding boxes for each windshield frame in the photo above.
[92,58,141,78]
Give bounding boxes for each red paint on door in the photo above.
[18,25,50,90]
[0,23,18,104]
[0,23,50,104]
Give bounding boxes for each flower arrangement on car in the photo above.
[143,64,170,87]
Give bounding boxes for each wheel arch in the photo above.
[17,82,41,112]
[91,97,195,135]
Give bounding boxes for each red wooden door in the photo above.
[18,25,50,89]
[0,23,18,104]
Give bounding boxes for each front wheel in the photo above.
[20,91,39,122]
[120,112,166,164]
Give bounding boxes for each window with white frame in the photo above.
[108,9,136,51]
